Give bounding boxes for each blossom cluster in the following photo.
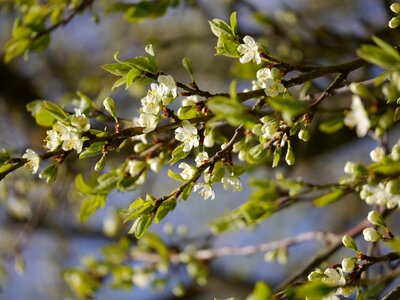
[137,75,177,133]
[252,67,285,97]
[307,266,354,299]
[45,108,90,153]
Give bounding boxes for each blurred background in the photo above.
[0,0,397,299]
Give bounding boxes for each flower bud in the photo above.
[390,3,400,13]
[370,146,385,162]
[341,257,357,273]
[389,16,400,29]
[367,210,387,228]
[342,235,358,251]
[363,227,382,242]
[298,127,310,141]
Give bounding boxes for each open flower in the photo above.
[194,182,215,200]
[344,95,370,137]
[222,175,242,192]
[237,35,261,64]
[71,108,90,132]
[195,151,209,167]
[178,162,196,180]
[175,120,199,152]
[22,149,40,174]
[138,113,159,133]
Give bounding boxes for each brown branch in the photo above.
[309,72,348,109]
[129,231,340,264]
[276,209,393,291]
[32,0,95,41]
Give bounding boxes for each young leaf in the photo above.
[154,197,176,223]
[313,189,345,207]
[103,97,118,123]
[79,142,106,159]
[79,195,107,222]
[129,216,153,239]
[182,57,194,81]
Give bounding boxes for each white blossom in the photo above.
[60,130,83,153]
[194,182,215,200]
[370,146,385,162]
[178,162,196,180]
[323,267,346,287]
[363,227,382,242]
[158,74,177,101]
[22,149,40,174]
[222,175,242,192]
[138,113,159,133]
[45,128,61,151]
[71,108,90,132]
[126,160,145,177]
[145,44,154,56]
[182,95,199,106]
[148,157,162,172]
[204,131,215,148]
[141,95,161,115]
[344,95,370,137]
[264,79,285,97]
[341,257,356,273]
[175,120,199,152]
[343,161,356,175]
[237,35,262,64]
[195,151,209,167]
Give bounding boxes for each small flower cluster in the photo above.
[177,149,243,200]
[138,75,177,133]
[359,181,400,209]
[344,95,370,137]
[252,68,285,97]
[45,108,90,153]
[307,266,354,299]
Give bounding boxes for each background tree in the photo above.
[1,0,400,299]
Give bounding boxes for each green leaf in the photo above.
[75,174,93,195]
[94,153,107,172]
[395,107,400,122]
[268,95,308,123]
[129,216,153,238]
[154,197,176,223]
[230,12,237,35]
[0,149,10,166]
[103,97,118,122]
[371,36,400,62]
[182,57,194,81]
[43,101,68,121]
[246,281,273,300]
[369,160,400,175]
[296,282,335,299]
[181,182,194,200]
[167,169,185,182]
[125,68,141,88]
[39,162,59,183]
[319,117,344,134]
[209,19,233,37]
[177,105,200,119]
[121,198,155,222]
[169,144,190,165]
[4,39,30,63]
[207,96,257,127]
[313,189,345,207]
[125,56,157,74]
[79,195,107,222]
[80,142,106,159]
[26,100,56,127]
[357,45,399,69]
[101,63,131,76]
[210,162,225,183]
